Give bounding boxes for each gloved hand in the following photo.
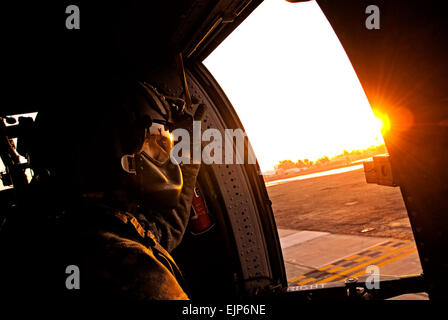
[143,102,206,252]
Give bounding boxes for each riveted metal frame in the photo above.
[185,62,287,294]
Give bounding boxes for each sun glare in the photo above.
[373,110,391,134]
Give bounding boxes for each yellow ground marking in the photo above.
[328,266,345,273]
[354,256,371,263]
[344,254,360,261]
[348,248,418,279]
[376,248,418,269]
[318,264,334,271]
[315,243,415,284]
[380,246,396,252]
[368,245,384,251]
[289,275,306,283]
[298,278,316,285]
[380,241,410,252]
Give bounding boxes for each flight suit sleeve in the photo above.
[144,162,200,252]
[143,104,206,252]
[84,229,189,300]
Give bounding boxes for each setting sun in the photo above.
[205,0,385,172]
[373,111,391,134]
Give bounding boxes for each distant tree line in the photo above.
[275,144,387,171]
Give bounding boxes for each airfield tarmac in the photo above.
[266,165,427,299]
[267,166,413,240]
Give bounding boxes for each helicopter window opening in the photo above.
[205,0,425,298]
[0,112,38,190]
[0,158,12,190]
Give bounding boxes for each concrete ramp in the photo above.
[278,229,427,300]
[280,230,329,249]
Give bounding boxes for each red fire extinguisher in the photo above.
[189,183,214,235]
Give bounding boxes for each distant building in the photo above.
[284,168,301,175]
[262,170,276,176]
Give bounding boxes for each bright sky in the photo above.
[204,0,384,172]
